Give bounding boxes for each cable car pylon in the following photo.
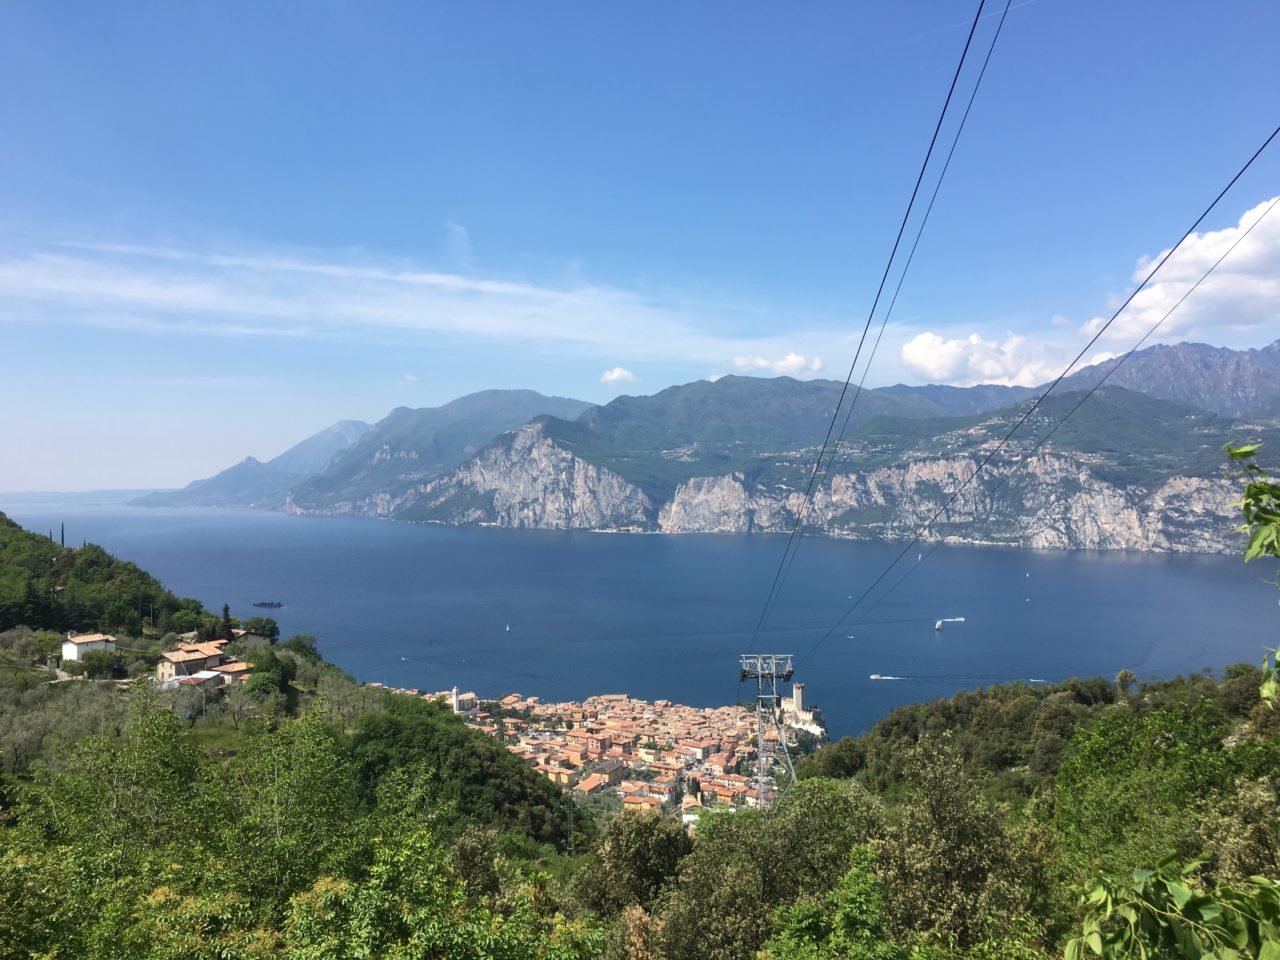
[738,653,797,809]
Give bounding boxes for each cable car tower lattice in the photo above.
[738,653,796,809]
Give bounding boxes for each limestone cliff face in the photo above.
[417,434,1241,551]
[657,475,755,533]
[655,453,1240,553]
[283,488,413,519]
[294,426,1242,553]
[397,421,655,530]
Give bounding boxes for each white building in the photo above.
[61,632,116,662]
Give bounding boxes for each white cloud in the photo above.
[900,331,1060,386]
[1083,350,1118,368]
[0,241,848,376]
[601,366,636,384]
[1082,196,1280,342]
[399,372,418,385]
[732,352,824,377]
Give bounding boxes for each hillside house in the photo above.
[593,758,628,786]
[230,628,272,648]
[60,632,116,662]
[574,774,607,796]
[156,645,224,682]
[212,660,251,682]
[622,795,663,812]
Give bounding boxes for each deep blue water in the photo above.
[5,492,1278,737]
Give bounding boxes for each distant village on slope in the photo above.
[56,625,827,816]
[369,681,827,818]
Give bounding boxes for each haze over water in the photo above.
[6,493,1275,737]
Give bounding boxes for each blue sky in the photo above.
[2,0,1278,490]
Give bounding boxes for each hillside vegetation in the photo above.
[0,512,203,636]
[2,459,1280,958]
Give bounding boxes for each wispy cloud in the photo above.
[443,220,472,268]
[2,240,844,374]
[600,366,636,384]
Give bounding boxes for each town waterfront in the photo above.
[4,492,1276,737]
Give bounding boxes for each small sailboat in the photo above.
[935,619,943,631]
[505,624,510,633]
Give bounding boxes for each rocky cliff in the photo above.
[259,358,1280,555]
[386,437,1242,553]
[653,454,1239,552]
[391,421,655,530]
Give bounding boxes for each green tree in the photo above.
[243,616,281,643]
[280,633,320,662]
[80,648,117,679]
[656,778,883,960]
[348,695,585,850]
[3,691,207,957]
[575,809,692,917]
[1054,703,1230,877]
[244,645,299,710]
[216,708,360,913]
[764,845,904,960]
[1113,669,1136,697]
[34,630,61,664]
[875,739,1036,950]
[796,736,865,780]
[219,603,236,642]
[169,609,200,633]
[283,828,577,959]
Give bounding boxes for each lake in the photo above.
[4,491,1277,737]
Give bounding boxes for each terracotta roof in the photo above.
[65,633,115,645]
[574,774,607,793]
[178,642,226,657]
[162,649,210,663]
[623,796,662,808]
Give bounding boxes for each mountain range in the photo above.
[133,340,1280,553]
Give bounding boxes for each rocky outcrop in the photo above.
[396,421,655,530]
[658,475,754,533]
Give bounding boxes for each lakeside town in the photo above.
[56,627,828,817]
[373,681,827,818]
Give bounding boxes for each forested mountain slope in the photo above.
[0,510,203,634]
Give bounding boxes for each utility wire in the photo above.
[762,0,1015,620]
[836,0,1013,451]
[801,123,1280,661]
[747,0,991,654]
[835,194,1279,638]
